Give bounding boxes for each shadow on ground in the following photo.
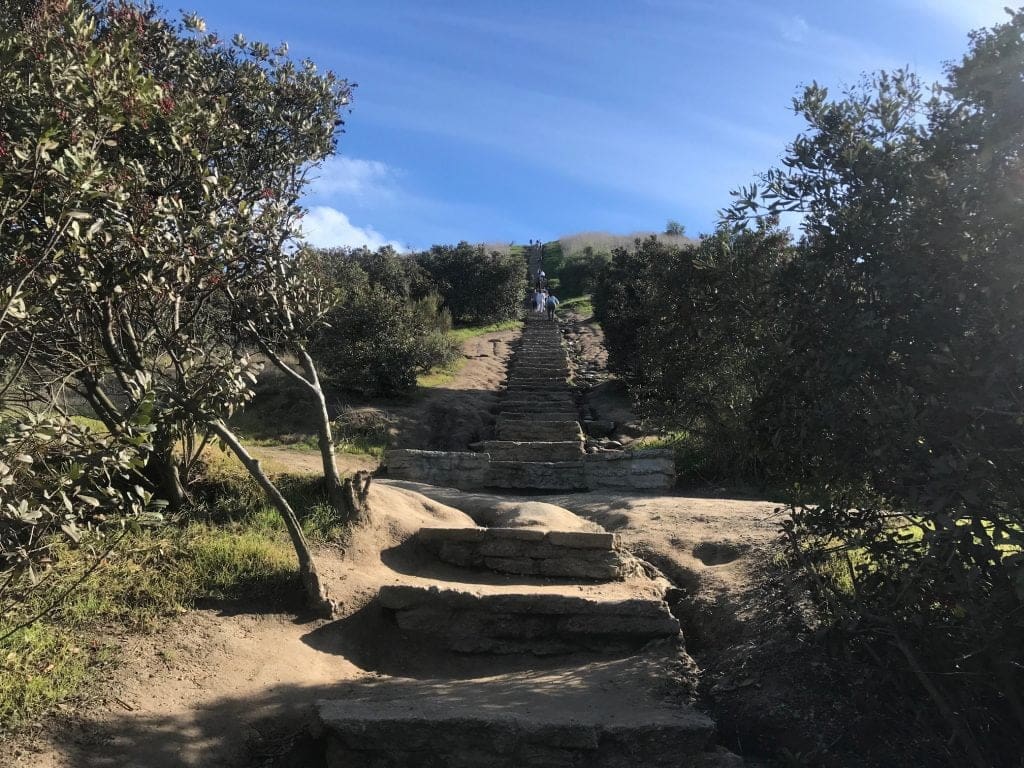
[299,600,644,680]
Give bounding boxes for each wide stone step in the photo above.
[503,392,574,402]
[487,459,587,490]
[499,403,581,415]
[497,411,580,422]
[497,399,577,411]
[509,363,569,372]
[378,585,681,654]
[507,376,569,384]
[419,527,630,579]
[479,440,584,462]
[318,655,724,767]
[504,382,573,392]
[497,420,583,441]
[510,368,566,376]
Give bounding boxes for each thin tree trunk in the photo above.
[149,433,187,510]
[206,418,335,618]
[254,341,359,521]
[295,349,352,520]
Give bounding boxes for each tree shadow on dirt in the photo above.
[35,682,342,768]
[299,600,642,680]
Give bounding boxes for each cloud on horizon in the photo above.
[307,156,400,200]
[301,206,404,251]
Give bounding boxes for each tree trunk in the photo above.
[295,350,349,514]
[149,434,187,510]
[206,419,335,618]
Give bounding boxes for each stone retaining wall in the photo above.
[385,449,489,488]
[378,585,680,654]
[384,448,675,491]
[583,448,676,490]
[419,527,630,579]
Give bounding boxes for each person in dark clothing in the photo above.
[545,292,559,320]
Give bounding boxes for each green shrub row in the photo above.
[593,13,1024,765]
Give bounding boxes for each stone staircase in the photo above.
[486,311,591,491]
[384,266,676,491]
[315,517,740,765]
[315,253,737,765]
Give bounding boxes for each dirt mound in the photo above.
[381,480,601,531]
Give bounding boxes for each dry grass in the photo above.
[558,230,695,257]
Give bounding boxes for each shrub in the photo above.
[415,242,527,324]
[312,285,456,397]
[636,225,792,479]
[554,247,610,298]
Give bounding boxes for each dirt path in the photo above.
[8,311,801,767]
[7,480,782,768]
[388,328,518,450]
[247,445,378,476]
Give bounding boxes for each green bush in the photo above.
[554,247,610,298]
[313,286,456,397]
[595,13,1024,762]
[592,237,663,380]
[416,242,527,324]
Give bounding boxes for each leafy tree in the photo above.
[328,245,433,300]
[554,247,610,298]
[727,13,1024,763]
[664,219,686,236]
[633,224,792,479]
[1,1,351,615]
[416,242,526,324]
[592,237,664,380]
[312,282,455,397]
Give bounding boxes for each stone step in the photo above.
[497,411,580,422]
[479,440,584,462]
[504,381,572,390]
[510,359,566,367]
[419,527,629,579]
[500,397,576,409]
[502,390,575,401]
[505,379,574,388]
[487,459,587,490]
[318,655,725,767]
[496,420,583,442]
[508,362,568,370]
[500,394,575,403]
[377,585,681,654]
[507,374,569,383]
[499,387,573,399]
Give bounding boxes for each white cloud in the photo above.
[301,206,404,251]
[781,15,811,43]
[307,156,398,199]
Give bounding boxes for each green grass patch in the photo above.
[335,434,387,458]
[417,357,467,389]
[418,319,522,388]
[0,521,298,733]
[0,460,358,734]
[446,318,522,345]
[560,295,594,317]
[634,431,705,478]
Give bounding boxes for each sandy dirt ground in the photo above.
[247,445,378,477]
[5,480,784,768]
[7,317,792,768]
[388,328,517,451]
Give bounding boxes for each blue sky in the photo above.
[185,0,1011,250]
